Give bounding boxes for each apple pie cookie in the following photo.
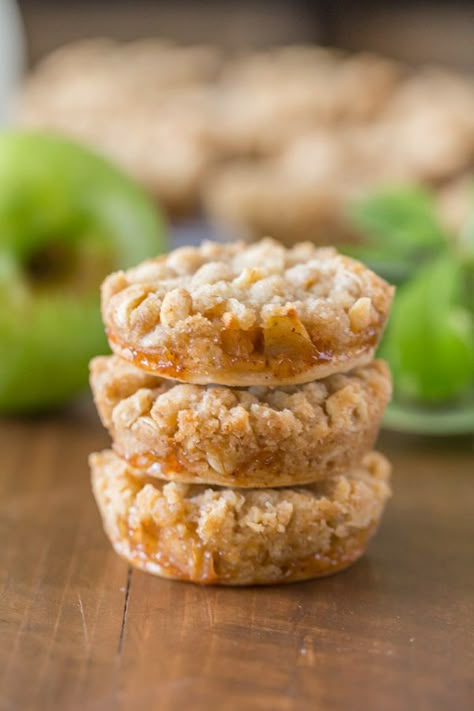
[90,355,391,487]
[91,449,391,585]
[102,239,394,386]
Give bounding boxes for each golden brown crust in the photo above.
[90,450,391,585]
[90,355,392,487]
[102,239,394,386]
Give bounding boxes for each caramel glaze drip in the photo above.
[107,324,380,382]
[107,331,187,380]
[113,442,363,488]
[117,447,294,484]
[121,517,219,584]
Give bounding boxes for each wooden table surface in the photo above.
[0,401,472,711]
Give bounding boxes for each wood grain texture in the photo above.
[0,401,473,711]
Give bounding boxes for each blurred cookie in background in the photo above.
[203,131,353,245]
[15,38,474,239]
[204,67,474,246]
[209,47,402,157]
[18,38,222,110]
[16,39,222,214]
[203,127,416,246]
[372,68,474,184]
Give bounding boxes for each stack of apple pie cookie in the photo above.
[90,238,394,585]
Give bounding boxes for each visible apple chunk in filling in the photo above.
[263,310,316,363]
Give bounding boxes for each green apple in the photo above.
[0,130,166,413]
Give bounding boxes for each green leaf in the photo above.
[344,186,448,282]
[381,254,474,403]
[458,185,474,271]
